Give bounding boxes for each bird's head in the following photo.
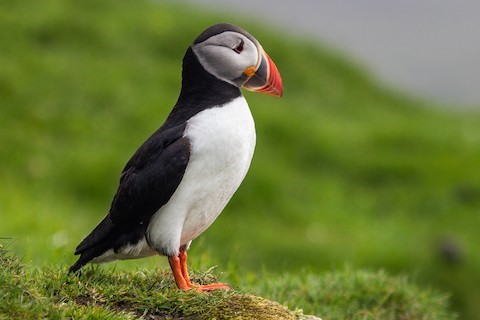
[191,23,283,97]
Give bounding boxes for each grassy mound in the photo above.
[0,245,454,319]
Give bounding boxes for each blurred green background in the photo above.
[1,0,480,319]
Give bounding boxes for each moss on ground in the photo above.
[0,245,305,319]
[1,245,457,319]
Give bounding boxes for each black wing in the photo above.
[109,123,190,226]
[69,123,190,272]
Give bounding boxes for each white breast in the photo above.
[146,96,256,256]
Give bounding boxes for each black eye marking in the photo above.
[233,40,244,54]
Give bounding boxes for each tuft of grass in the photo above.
[0,245,455,319]
[0,245,299,320]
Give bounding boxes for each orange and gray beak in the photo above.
[243,49,283,97]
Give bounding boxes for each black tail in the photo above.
[68,215,118,274]
[67,214,148,274]
[68,255,90,273]
[74,215,117,254]
[68,239,117,274]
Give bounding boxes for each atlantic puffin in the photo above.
[69,23,283,292]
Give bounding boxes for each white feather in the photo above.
[92,238,155,263]
[147,96,256,256]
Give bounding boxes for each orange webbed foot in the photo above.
[192,282,231,292]
[168,250,231,292]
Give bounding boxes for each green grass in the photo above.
[0,244,454,319]
[1,244,298,320]
[1,0,479,318]
[257,268,455,319]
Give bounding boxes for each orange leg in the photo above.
[179,249,194,288]
[168,255,191,290]
[168,249,230,292]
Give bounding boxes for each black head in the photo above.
[168,23,283,127]
[190,23,283,95]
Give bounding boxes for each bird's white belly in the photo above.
[146,97,256,256]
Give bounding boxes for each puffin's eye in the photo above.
[233,40,244,54]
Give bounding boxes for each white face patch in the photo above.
[192,31,259,85]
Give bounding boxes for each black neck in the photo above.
[165,47,242,127]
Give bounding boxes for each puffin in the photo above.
[69,23,283,292]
